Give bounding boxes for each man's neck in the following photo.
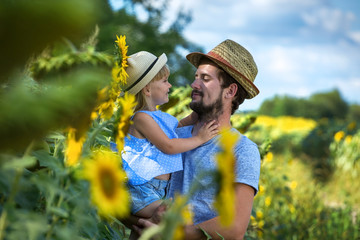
[192,113,232,136]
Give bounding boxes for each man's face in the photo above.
[190,61,224,121]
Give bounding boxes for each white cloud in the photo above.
[349,31,360,44]
[249,0,322,13]
[301,7,356,34]
[111,0,360,109]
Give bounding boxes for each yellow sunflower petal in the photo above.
[115,92,137,151]
[81,149,130,218]
[113,35,129,86]
[64,128,86,167]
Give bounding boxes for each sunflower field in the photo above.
[0,3,257,238]
[1,1,360,239]
[242,115,360,239]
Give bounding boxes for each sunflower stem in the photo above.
[0,210,7,240]
[45,178,69,240]
[0,141,35,240]
[84,120,111,150]
[53,138,60,158]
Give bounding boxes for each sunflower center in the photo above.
[100,169,116,198]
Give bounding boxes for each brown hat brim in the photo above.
[186,52,259,99]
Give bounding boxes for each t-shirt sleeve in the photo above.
[234,136,261,195]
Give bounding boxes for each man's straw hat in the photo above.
[123,51,167,95]
[186,39,259,99]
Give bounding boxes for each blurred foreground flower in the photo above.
[81,148,129,218]
[214,129,239,226]
[64,127,86,167]
[139,194,193,240]
[173,195,193,240]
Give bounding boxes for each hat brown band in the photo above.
[124,57,159,92]
[207,51,250,82]
[207,51,259,92]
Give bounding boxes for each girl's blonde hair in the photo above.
[134,64,170,112]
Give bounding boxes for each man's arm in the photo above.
[184,183,255,240]
[135,183,255,239]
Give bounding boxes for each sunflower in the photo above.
[81,148,129,218]
[98,99,116,120]
[64,128,86,167]
[115,92,137,151]
[213,128,239,226]
[334,130,345,142]
[92,35,129,120]
[112,35,129,87]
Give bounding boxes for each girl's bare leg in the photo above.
[134,200,162,218]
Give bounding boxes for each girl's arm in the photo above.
[133,112,218,155]
[178,112,198,127]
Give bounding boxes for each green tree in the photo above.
[258,89,350,120]
[308,89,348,119]
[96,0,202,86]
[347,104,360,122]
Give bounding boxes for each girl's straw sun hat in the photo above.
[122,51,167,95]
[186,39,259,99]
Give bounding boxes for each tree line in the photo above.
[257,89,360,121]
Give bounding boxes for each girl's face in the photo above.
[148,75,172,106]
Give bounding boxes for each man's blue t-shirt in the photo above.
[169,126,261,225]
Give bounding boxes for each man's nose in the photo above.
[191,78,201,89]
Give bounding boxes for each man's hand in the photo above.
[132,218,157,236]
[120,200,169,238]
[149,201,168,224]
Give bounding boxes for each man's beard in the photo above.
[190,90,223,122]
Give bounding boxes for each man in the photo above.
[137,39,261,239]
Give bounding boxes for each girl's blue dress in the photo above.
[111,110,183,185]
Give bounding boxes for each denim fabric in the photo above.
[128,178,169,214]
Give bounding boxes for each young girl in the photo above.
[115,51,218,220]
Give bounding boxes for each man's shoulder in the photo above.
[232,130,260,157]
[230,129,256,147]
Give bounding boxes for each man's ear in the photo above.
[225,83,238,99]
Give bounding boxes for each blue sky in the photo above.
[110,0,360,111]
